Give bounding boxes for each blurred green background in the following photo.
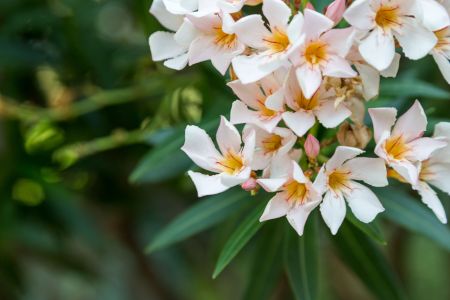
[0,0,449,299]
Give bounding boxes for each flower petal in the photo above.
[345,181,385,223]
[287,200,321,235]
[355,63,380,100]
[406,137,447,161]
[343,0,375,30]
[343,157,388,187]
[149,31,186,61]
[234,15,271,49]
[217,116,242,154]
[263,0,291,29]
[260,193,290,221]
[315,100,351,128]
[187,171,231,197]
[359,29,395,71]
[150,0,184,31]
[414,181,447,223]
[322,55,357,78]
[302,9,334,40]
[390,160,420,185]
[296,65,322,99]
[394,19,437,60]
[432,52,450,84]
[326,146,364,171]
[282,110,316,137]
[392,100,427,142]
[368,107,397,143]
[320,191,347,235]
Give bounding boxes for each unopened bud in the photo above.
[325,0,346,24]
[304,134,320,159]
[241,177,258,192]
[337,122,372,149]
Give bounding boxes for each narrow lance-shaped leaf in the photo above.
[213,200,266,279]
[284,211,319,300]
[380,79,450,100]
[346,211,386,245]
[147,189,249,253]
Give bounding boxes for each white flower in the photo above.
[231,0,304,83]
[369,100,447,185]
[344,0,437,71]
[229,70,286,132]
[187,12,246,74]
[282,70,352,137]
[430,26,450,84]
[258,157,322,236]
[314,146,388,235]
[413,122,450,223]
[243,125,297,170]
[289,9,357,98]
[181,116,255,197]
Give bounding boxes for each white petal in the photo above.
[343,157,388,187]
[420,0,450,31]
[210,44,245,75]
[287,200,321,235]
[260,193,290,221]
[174,20,198,47]
[227,80,264,109]
[257,177,289,192]
[415,181,447,223]
[164,53,189,70]
[315,100,351,128]
[355,63,380,100]
[292,161,307,183]
[187,171,231,197]
[345,181,385,223]
[368,107,397,143]
[287,13,304,42]
[326,146,364,171]
[428,164,450,195]
[395,19,437,60]
[234,15,271,49]
[242,129,256,164]
[432,52,450,84]
[282,110,316,137]
[217,116,242,154]
[391,160,420,185]
[230,100,260,124]
[302,9,334,40]
[320,191,346,235]
[296,66,322,99]
[150,0,184,31]
[392,100,427,142]
[265,88,285,112]
[343,0,375,30]
[407,137,447,161]
[181,125,221,172]
[313,167,327,195]
[434,122,450,138]
[188,36,216,65]
[322,55,357,78]
[322,27,355,57]
[221,166,252,186]
[359,29,395,71]
[149,31,186,61]
[263,0,291,29]
[232,55,277,84]
[163,0,198,14]
[379,53,401,78]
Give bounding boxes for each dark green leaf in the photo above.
[212,200,266,279]
[380,79,450,99]
[377,187,450,251]
[284,212,319,300]
[346,211,386,245]
[146,189,248,253]
[332,221,407,300]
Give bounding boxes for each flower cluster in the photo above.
[149,0,450,235]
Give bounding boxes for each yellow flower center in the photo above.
[304,40,328,65]
[384,135,410,160]
[419,159,434,181]
[264,28,290,54]
[294,89,320,110]
[261,134,283,154]
[434,27,450,51]
[256,98,277,118]
[328,170,351,193]
[375,5,401,30]
[217,150,244,174]
[283,180,308,204]
[214,27,237,48]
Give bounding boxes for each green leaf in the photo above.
[212,201,266,279]
[146,189,248,253]
[243,222,283,300]
[284,212,319,300]
[377,187,450,251]
[332,221,407,300]
[380,79,450,99]
[346,211,386,245]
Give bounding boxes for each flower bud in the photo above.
[325,0,346,24]
[337,122,372,149]
[304,134,320,159]
[241,177,258,192]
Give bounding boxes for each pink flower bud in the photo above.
[305,134,320,159]
[325,0,346,24]
[241,178,258,192]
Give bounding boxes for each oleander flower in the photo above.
[314,146,388,235]
[181,116,255,197]
[369,100,447,185]
[344,0,438,71]
[289,9,357,98]
[258,157,322,236]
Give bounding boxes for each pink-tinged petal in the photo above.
[174,20,199,47]
[394,19,437,60]
[322,56,357,78]
[355,63,380,100]
[392,100,427,142]
[406,137,447,161]
[150,0,184,31]
[302,9,334,40]
[320,191,347,235]
[220,13,236,35]
[149,32,186,61]
[163,0,198,14]
[325,0,346,24]
[232,55,276,84]
[379,53,401,78]
[343,0,375,30]
[210,43,245,75]
[287,200,321,235]
[420,0,450,31]
[428,164,450,195]
[292,161,307,183]
[390,160,420,185]
[359,29,396,71]
[322,28,355,57]
[257,177,289,192]
[313,167,327,195]
[368,107,397,143]
[265,88,285,111]
[227,80,264,109]
[282,110,316,137]
[186,13,218,33]
[181,125,222,172]
[287,13,304,42]
[217,0,246,13]
[188,36,216,65]
[315,100,352,128]
[260,193,290,221]
[263,0,291,29]
[216,116,242,154]
[432,52,450,84]
[234,15,271,49]
[242,129,256,164]
[164,53,189,70]
[296,66,322,99]
[230,100,260,124]
[345,181,385,223]
[221,166,252,186]
[267,154,293,178]
[434,122,450,138]
[415,181,448,223]
[343,157,388,187]
[187,171,231,197]
[326,146,364,171]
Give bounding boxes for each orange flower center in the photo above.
[375,5,401,30]
[283,180,308,204]
[217,150,244,174]
[328,170,351,193]
[214,27,237,48]
[294,89,320,110]
[434,27,450,51]
[304,40,328,65]
[264,28,290,54]
[384,135,410,160]
[261,134,283,154]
